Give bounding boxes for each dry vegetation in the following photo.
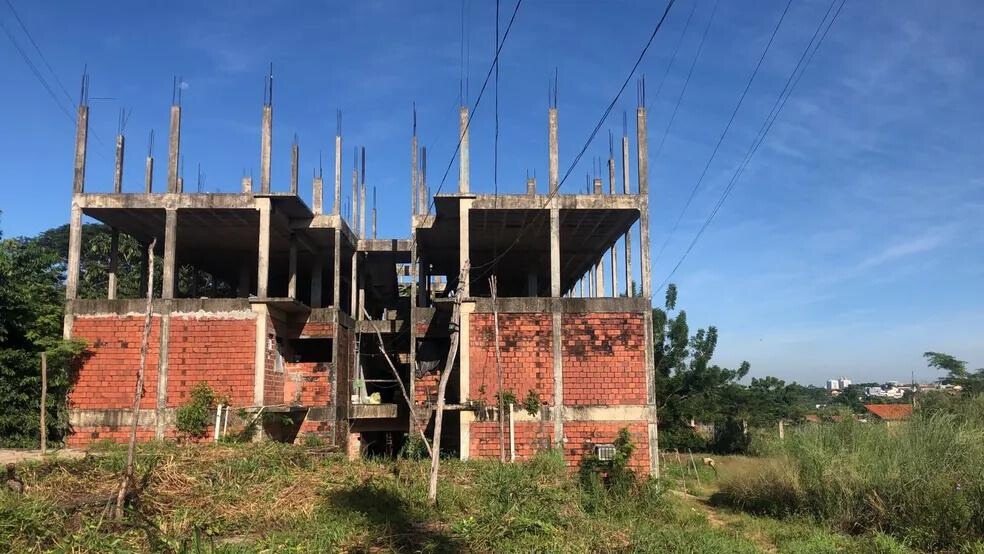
[0,438,933,553]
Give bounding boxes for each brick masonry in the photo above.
[464,311,649,470]
[68,313,256,445]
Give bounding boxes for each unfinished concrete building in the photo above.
[62,74,658,474]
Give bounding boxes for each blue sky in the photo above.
[1,0,982,385]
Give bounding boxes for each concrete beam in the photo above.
[167,105,181,193]
[162,208,177,299]
[468,193,643,211]
[73,106,88,194]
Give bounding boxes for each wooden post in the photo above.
[116,237,156,519]
[490,276,506,462]
[40,352,47,456]
[428,262,468,505]
[778,419,785,440]
[688,449,701,489]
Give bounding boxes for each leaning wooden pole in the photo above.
[40,352,47,456]
[490,276,506,462]
[428,263,468,505]
[115,237,156,519]
[361,305,432,457]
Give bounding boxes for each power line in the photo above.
[470,0,679,279]
[646,0,699,112]
[430,0,523,203]
[655,0,849,293]
[3,0,75,107]
[0,17,75,125]
[651,0,792,270]
[652,0,720,163]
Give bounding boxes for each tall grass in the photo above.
[713,396,984,551]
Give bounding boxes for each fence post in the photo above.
[40,352,47,455]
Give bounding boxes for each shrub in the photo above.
[714,396,984,551]
[175,382,220,439]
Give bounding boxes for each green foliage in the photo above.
[925,351,984,394]
[578,428,637,499]
[0,225,88,447]
[711,416,751,455]
[714,395,984,551]
[175,382,220,439]
[495,388,518,407]
[522,389,542,417]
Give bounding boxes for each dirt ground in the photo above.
[0,448,86,465]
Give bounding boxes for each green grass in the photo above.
[0,440,935,553]
[713,395,984,552]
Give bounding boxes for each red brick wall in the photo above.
[284,362,331,405]
[562,313,646,406]
[70,316,163,410]
[166,316,256,406]
[298,320,334,337]
[469,420,553,461]
[68,313,256,445]
[415,372,440,406]
[562,421,650,473]
[468,313,553,406]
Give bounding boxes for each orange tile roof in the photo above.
[864,404,913,421]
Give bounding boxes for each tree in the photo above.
[0,220,86,447]
[924,351,984,394]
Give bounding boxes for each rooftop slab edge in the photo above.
[69,298,252,315]
[471,296,650,314]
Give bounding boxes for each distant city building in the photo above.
[826,379,840,391]
[839,378,852,389]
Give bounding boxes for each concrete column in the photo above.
[241,176,252,193]
[592,177,602,195]
[288,235,298,299]
[63,203,82,339]
[458,107,470,193]
[290,142,299,195]
[360,183,366,237]
[637,107,652,299]
[527,177,536,196]
[256,198,271,298]
[458,198,471,296]
[550,208,560,297]
[419,147,428,215]
[411,133,418,215]
[312,176,323,215]
[351,166,358,229]
[162,209,177,299]
[596,258,604,298]
[552,309,563,445]
[108,229,119,300]
[72,106,88,194]
[548,107,559,194]
[253,305,269,406]
[332,229,341,308]
[113,134,125,193]
[145,154,154,193]
[65,205,82,302]
[622,135,633,295]
[260,105,272,194]
[609,157,618,297]
[350,250,357,317]
[333,136,342,215]
[167,105,181,193]
[156,309,172,439]
[310,256,323,308]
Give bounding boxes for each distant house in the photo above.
[864,404,913,423]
